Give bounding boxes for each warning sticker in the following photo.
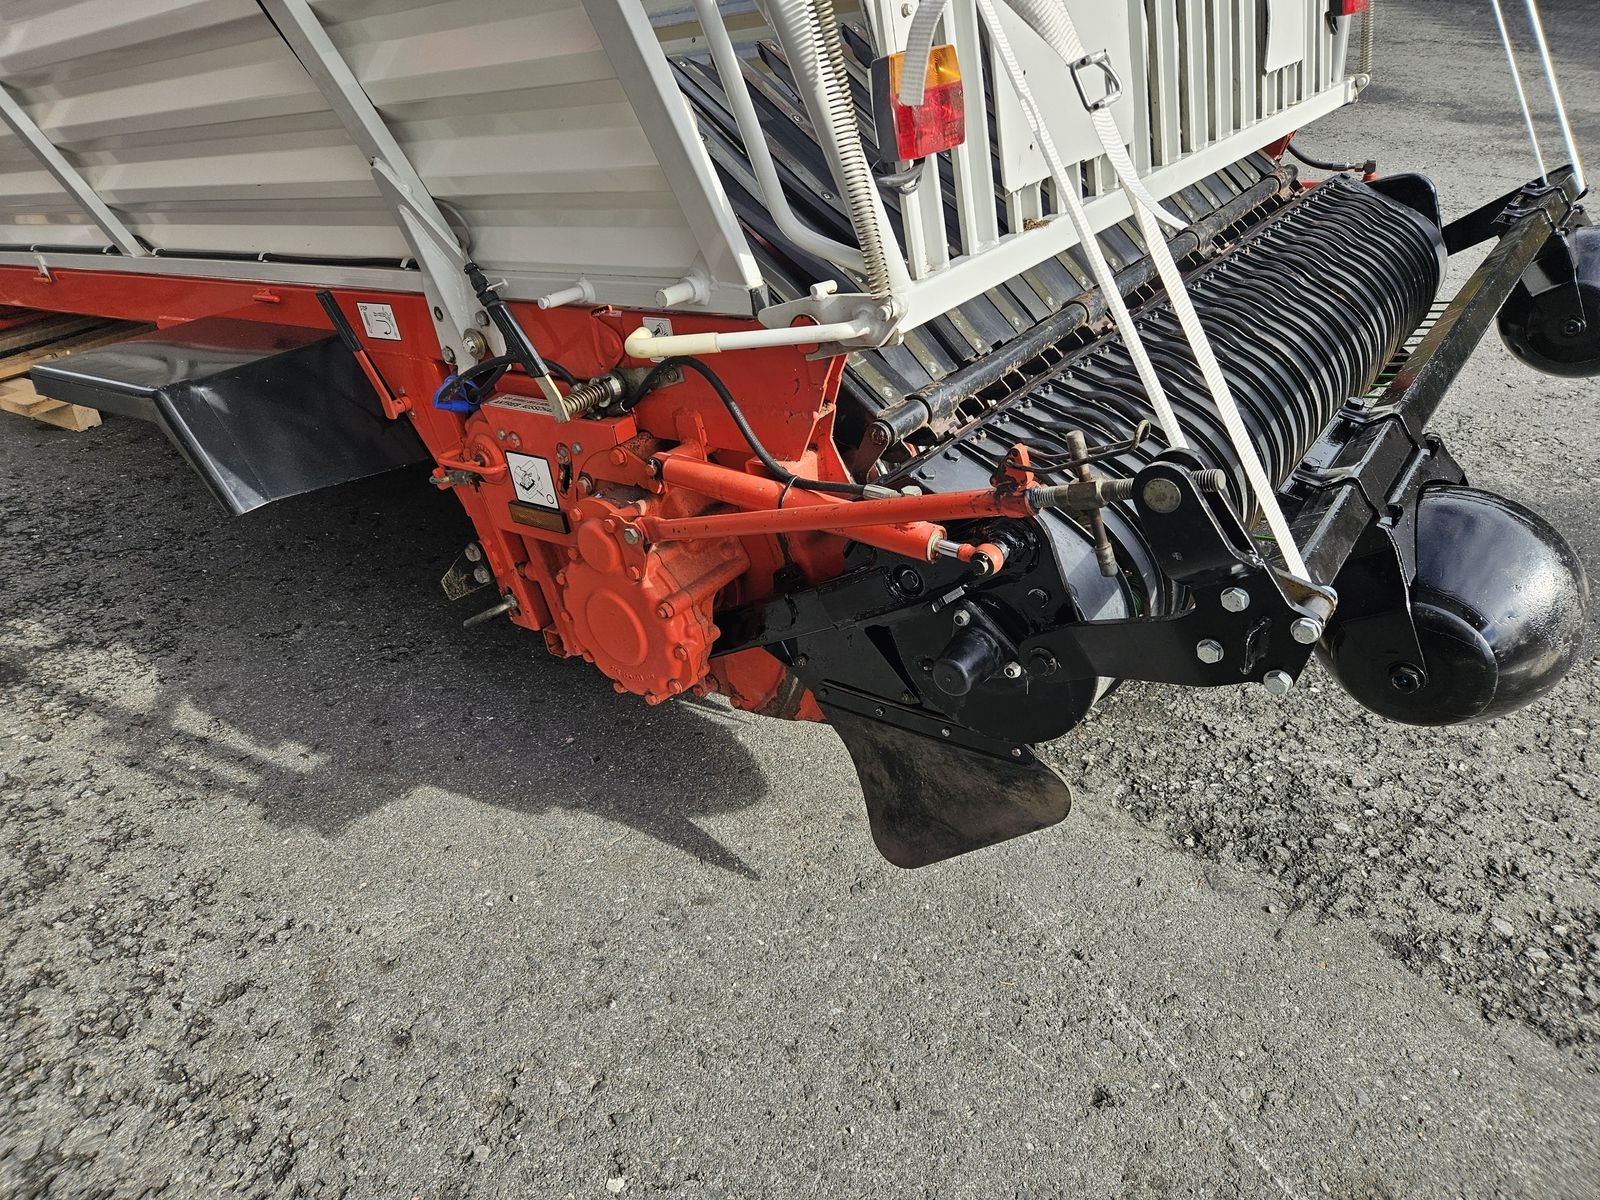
[484,394,553,416]
[505,451,559,510]
[357,302,402,341]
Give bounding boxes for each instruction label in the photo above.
[505,451,559,510]
[357,302,401,341]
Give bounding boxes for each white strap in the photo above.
[1002,0,1311,580]
[1491,0,1550,183]
[1521,0,1587,193]
[976,0,1189,452]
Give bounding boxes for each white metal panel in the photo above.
[988,1,1135,193]
[0,0,759,313]
[1264,0,1306,73]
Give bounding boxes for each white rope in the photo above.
[1002,0,1310,579]
[1521,0,1587,193]
[1490,0,1549,183]
[975,0,1189,452]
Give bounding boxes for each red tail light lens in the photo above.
[870,44,965,163]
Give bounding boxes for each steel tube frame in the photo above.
[0,83,147,258]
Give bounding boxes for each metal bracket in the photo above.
[1068,49,1123,113]
[756,287,901,352]
[256,0,497,367]
[0,82,147,258]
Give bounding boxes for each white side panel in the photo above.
[0,0,759,312]
[1263,0,1307,73]
[988,1,1135,193]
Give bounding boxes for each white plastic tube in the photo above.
[624,318,874,359]
[761,0,911,298]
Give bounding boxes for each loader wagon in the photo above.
[1,0,1592,865]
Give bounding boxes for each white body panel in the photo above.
[0,0,761,312]
[0,0,1357,332]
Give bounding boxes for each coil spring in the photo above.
[810,0,893,298]
[557,373,624,422]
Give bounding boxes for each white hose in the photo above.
[976,0,1188,451]
[1000,0,1310,579]
[762,0,908,297]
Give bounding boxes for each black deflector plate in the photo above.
[30,316,427,514]
[825,705,1073,868]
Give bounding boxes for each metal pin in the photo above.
[463,594,519,628]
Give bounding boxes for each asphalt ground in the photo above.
[3,2,1600,1196]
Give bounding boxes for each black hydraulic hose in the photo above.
[1284,139,1376,177]
[632,356,867,497]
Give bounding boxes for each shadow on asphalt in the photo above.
[2,428,772,880]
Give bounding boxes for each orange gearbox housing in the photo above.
[553,493,749,706]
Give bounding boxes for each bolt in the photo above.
[1011,747,1024,758]
[464,543,483,562]
[1219,586,1250,612]
[475,311,491,328]
[1563,317,1587,337]
[794,654,810,668]
[472,565,491,584]
[622,528,641,545]
[556,445,570,463]
[1389,663,1425,694]
[940,727,952,738]
[900,690,916,704]
[1290,617,1324,645]
[1142,477,1183,514]
[952,609,972,627]
[875,706,885,717]
[611,448,628,466]
[1195,639,1224,664]
[572,443,583,454]
[1002,662,1024,680]
[656,601,674,619]
[577,474,594,495]
[442,346,456,365]
[462,329,488,360]
[1262,670,1295,697]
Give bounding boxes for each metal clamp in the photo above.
[1068,49,1123,113]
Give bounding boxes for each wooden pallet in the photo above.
[0,376,102,432]
[0,311,150,432]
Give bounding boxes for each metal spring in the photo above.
[557,373,624,422]
[809,0,893,297]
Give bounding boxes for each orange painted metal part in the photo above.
[0,260,976,717]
